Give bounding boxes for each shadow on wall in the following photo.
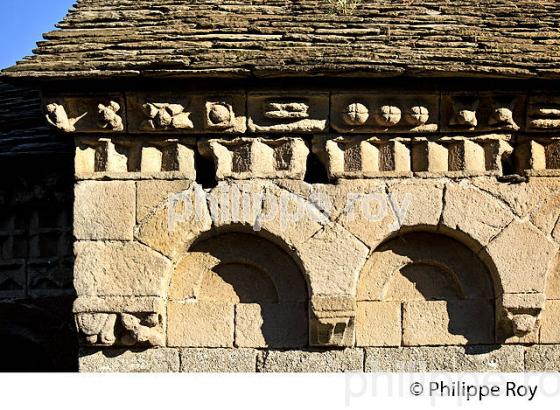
[169,231,309,348]
[359,231,498,353]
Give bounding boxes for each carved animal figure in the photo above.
[45,103,86,132]
[142,103,194,130]
[98,101,124,131]
[450,98,479,127]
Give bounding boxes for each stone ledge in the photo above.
[525,345,560,371]
[78,345,560,372]
[365,345,525,372]
[257,349,364,372]
[79,348,180,372]
[180,348,258,372]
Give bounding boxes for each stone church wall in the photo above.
[41,83,560,372]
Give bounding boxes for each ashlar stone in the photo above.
[167,301,234,347]
[356,301,401,346]
[74,241,172,297]
[74,180,135,240]
[484,220,558,294]
[402,300,495,346]
[234,303,308,348]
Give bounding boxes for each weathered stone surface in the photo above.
[206,180,271,230]
[79,348,180,372]
[248,92,328,133]
[357,232,494,302]
[137,180,193,222]
[412,141,448,173]
[365,345,524,372]
[442,181,514,248]
[74,241,172,297]
[448,139,487,172]
[257,183,327,248]
[297,223,369,295]
[484,220,558,294]
[312,136,412,179]
[356,301,401,347]
[500,293,544,341]
[75,136,196,179]
[73,296,164,314]
[74,181,135,240]
[337,179,444,250]
[335,180,391,247]
[387,179,444,230]
[167,302,234,347]
[530,192,560,243]
[234,303,308,348]
[545,255,560,298]
[257,349,364,372]
[471,178,560,218]
[525,345,560,371]
[402,300,495,346]
[331,94,438,133]
[199,137,309,179]
[135,183,212,260]
[169,232,307,303]
[180,348,258,372]
[539,300,560,343]
[310,296,356,347]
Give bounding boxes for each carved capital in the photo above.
[309,296,356,347]
[75,311,164,347]
[501,293,545,337]
[75,313,117,346]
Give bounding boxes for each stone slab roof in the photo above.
[3,0,560,80]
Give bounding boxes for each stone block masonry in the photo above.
[6,1,560,372]
[44,84,560,372]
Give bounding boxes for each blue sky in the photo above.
[0,0,75,69]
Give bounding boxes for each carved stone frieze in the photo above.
[442,94,524,132]
[45,103,86,132]
[199,137,309,180]
[126,93,246,134]
[42,90,560,135]
[527,95,560,131]
[247,92,329,133]
[44,95,126,133]
[142,102,194,130]
[98,101,124,131]
[313,134,512,180]
[331,93,438,133]
[75,311,164,347]
[74,136,196,179]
